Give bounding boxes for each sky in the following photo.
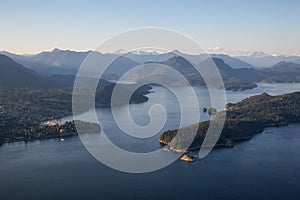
[0,0,299,56]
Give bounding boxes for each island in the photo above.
[159,92,300,152]
[207,107,217,115]
[223,81,257,91]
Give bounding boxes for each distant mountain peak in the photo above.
[170,49,183,55]
[114,49,167,55]
[250,51,268,58]
[165,55,190,63]
[52,48,61,52]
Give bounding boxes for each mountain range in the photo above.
[2,48,300,72]
[237,51,300,67]
[2,49,300,77]
[1,49,300,90]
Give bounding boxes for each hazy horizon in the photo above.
[1,47,300,57]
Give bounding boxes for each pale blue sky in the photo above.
[0,0,299,55]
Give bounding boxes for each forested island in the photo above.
[159,92,300,151]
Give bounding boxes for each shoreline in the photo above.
[0,132,78,145]
[160,122,296,153]
[2,122,298,148]
[159,92,300,153]
[0,84,151,145]
[0,120,101,145]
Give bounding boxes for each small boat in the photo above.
[60,138,65,142]
[180,152,197,162]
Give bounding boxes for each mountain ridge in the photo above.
[2,49,300,90]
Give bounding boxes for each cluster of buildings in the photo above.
[0,87,73,143]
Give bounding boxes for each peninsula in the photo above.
[159,92,300,151]
[0,84,151,144]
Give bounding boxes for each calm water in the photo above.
[1,83,300,199]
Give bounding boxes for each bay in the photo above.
[1,83,300,199]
